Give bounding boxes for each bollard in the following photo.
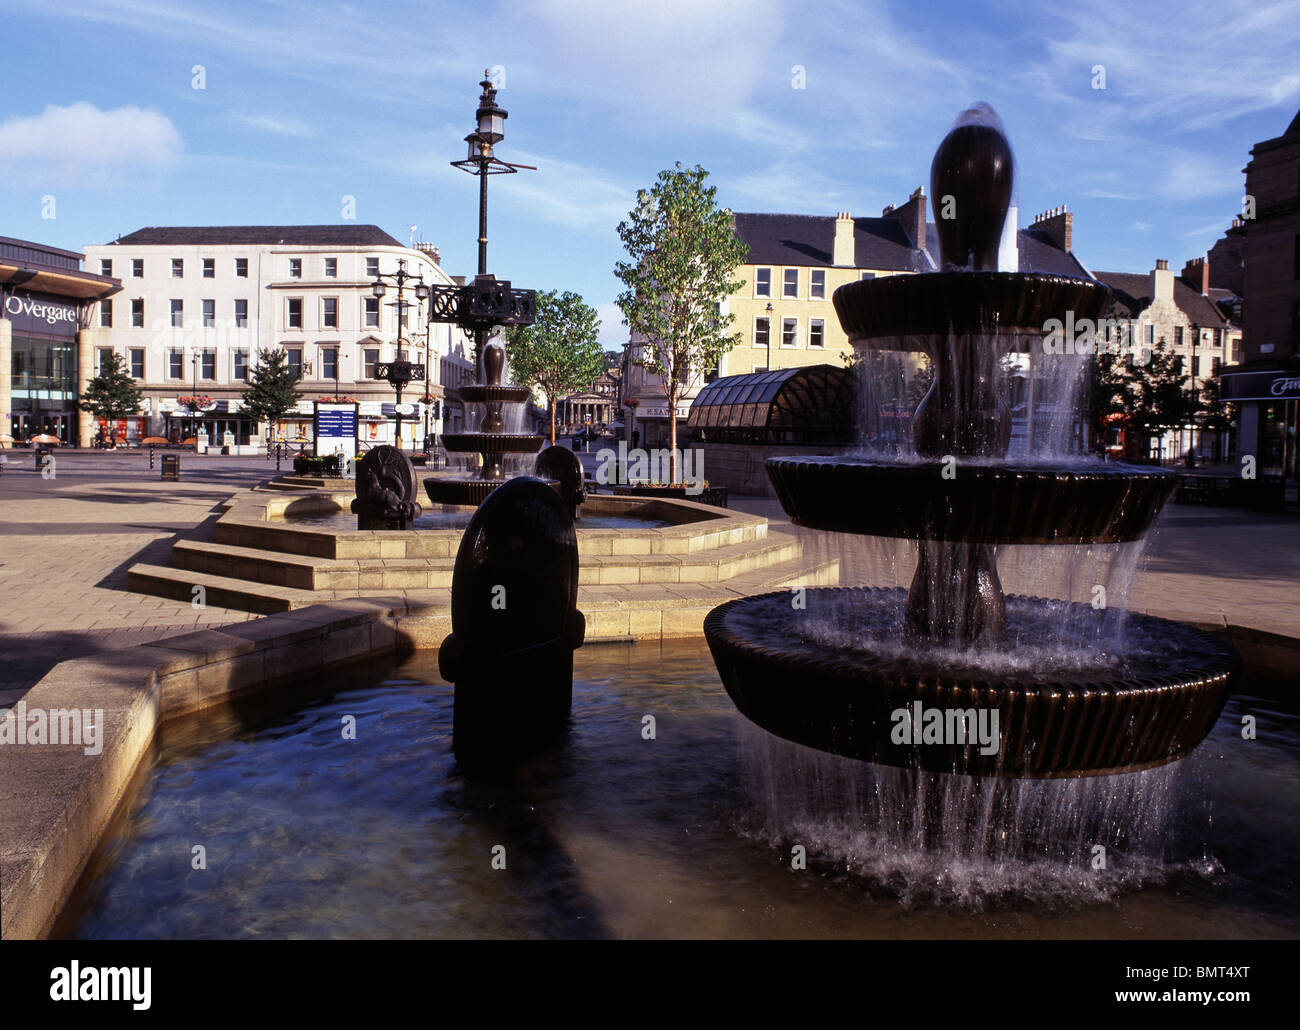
[275,443,282,472]
[149,445,155,470]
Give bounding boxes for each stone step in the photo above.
[173,539,328,589]
[126,564,317,614]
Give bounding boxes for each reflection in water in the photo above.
[66,643,1300,939]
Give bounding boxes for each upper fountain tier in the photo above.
[834,106,1110,352]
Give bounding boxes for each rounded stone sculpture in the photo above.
[350,445,422,529]
[438,476,586,768]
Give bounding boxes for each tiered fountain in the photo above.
[425,341,545,507]
[705,105,1240,779]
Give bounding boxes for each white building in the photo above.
[83,225,474,452]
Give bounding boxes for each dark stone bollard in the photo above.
[535,444,586,519]
[350,445,422,529]
[439,475,585,769]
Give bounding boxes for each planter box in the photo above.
[612,483,728,508]
[292,455,343,477]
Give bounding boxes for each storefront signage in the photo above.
[3,291,78,334]
[1221,370,1300,402]
[639,405,691,419]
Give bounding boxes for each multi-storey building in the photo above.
[1221,107,1300,499]
[623,190,1091,448]
[83,226,474,452]
[1,236,120,446]
[555,369,620,435]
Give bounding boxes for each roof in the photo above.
[1093,270,1229,328]
[687,364,856,441]
[922,224,1091,276]
[108,225,404,247]
[732,213,928,272]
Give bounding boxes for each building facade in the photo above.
[1,236,121,446]
[82,226,474,452]
[556,369,620,435]
[1221,107,1300,499]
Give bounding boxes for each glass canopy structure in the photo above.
[686,364,855,444]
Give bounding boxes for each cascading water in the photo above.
[703,102,1241,901]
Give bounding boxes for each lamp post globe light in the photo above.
[371,257,430,452]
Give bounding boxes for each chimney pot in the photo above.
[1156,259,1168,270]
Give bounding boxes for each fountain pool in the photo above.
[59,642,1300,939]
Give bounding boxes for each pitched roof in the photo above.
[1093,270,1229,327]
[921,224,1091,277]
[108,225,403,247]
[732,213,929,272]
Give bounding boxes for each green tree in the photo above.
[240,347,303,444]
[1087,350,1132,454]
[1128,339,1194,460]
[504,290,604,445]
[615,162,747,482]
[78,352,143,437]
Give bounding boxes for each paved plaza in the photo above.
[1,448,1297,710]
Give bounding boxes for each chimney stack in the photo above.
[1030,205,1073,252]
[1181,256,1209,295]
[833,212,855,266]
[890,186,927,253]
[1151,259,1174,303]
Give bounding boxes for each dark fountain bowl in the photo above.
[767,456,1178,544]
[704,587,1241,778]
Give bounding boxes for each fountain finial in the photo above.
[930,103,1014,271]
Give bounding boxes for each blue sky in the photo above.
[2,0,1298,348]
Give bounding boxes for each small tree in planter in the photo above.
[505,290,605,446]
[241,348,303,448]
[615,163,746,484]
[79,353,143,445]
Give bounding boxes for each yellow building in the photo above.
[720,192,931,376]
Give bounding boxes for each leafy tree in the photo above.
[1087,350,1132,453]
[504,290,605,445]
[615,162,747,482]
[240,347,303,443]
[1127,339,1194,458]
[78,352,143,434]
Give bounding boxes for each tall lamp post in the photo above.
[371,258,429,452]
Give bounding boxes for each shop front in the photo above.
[1221,363,1300,506]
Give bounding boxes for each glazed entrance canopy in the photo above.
[687,364,855,444]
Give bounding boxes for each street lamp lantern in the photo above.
[371,280,387,298]
[475,73,507,144]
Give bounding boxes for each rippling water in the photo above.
[63,642,1300,939]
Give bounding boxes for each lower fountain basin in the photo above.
[767,456,1177,543]
[704,587,1240,778]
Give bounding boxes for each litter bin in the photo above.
[34,446,52,471]
[161,454,180,481]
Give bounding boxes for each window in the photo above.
[365,257,379,278]
[811,270,825,299]
[1213,329,1221,347]
[322,347,338,381]
[202,299,215,328]
[289,258,302,278]
[97,348,114,375]
[234,299,248,328]
[782,317,798,347]
[754,316,770,348]
[324,257,337,278]
[168,349,184,379]
[285,348,303,377]
[1212,356,1222,375]
[1145,323,1155,345]
[100,299,113,328]
[286,298,303,329]
[201,349,216,380]
[783,269,799,298]
[132,259,143,277]
[170,299,183,328]
[100,259,112,277]
[202,258,215,278]
[171,258,183,278]
[233,350,249,382]
[235,257,248,278]
[364,348,380,378]
[364,297,379,327]
[810,318,825,348]
[132,299,144,327]
[1174,326,1184,346]
[129,349,144,378]
[754,268,771,297]
[860,271,876,281]
[322,297,338,329]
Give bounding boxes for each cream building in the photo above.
[83,226,474,452]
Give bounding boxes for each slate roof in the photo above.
[108,225,403,247]
[921,224,1091,277]
[1093,270,1229,328]
[732,213,929,272]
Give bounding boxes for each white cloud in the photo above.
[594,302,626,346]
[232,112,315,138]
[0,102,181,188]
